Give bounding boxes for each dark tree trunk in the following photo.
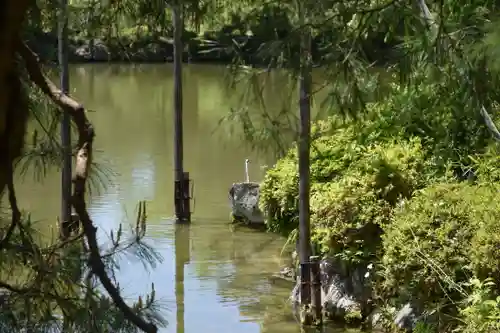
[0,0,31,195]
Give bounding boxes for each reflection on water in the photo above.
[12,64,347,333]
[175,224,190,333]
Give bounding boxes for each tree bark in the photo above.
[0,0,30,195]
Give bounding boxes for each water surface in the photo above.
[14,64,346,333]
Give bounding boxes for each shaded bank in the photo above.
[26,29,396,66]
[26,30,232,64]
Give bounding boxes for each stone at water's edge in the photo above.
[74,40,111,62]
[229,182,265,225]
[291,257,371,321]
[394,303,420,331]
[290,257,422,332]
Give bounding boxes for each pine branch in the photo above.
[417,0,500,142]
[17,40,158,333]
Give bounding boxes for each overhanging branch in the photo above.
[17,41,158,333]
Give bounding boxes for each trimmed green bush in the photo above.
[259,125,362,235]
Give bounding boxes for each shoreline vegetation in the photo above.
[27,29,393,66]
[4,0,500,331]
[28,30,234,64]
[258,76,500,332]
[29,23,500,333]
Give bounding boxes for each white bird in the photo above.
[245,159,250,183]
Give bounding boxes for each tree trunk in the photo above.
[0,0,31,195]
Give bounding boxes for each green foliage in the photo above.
[344,309,363,324]
[379,183,500,325]
[310,138,436,261]
[258,58,499,263]
[362,73,494,172]
[258,55,500,327]
[413,322,436,333]
[469,144,500,183]
[260,111,450,263]
[458,278,500,333]
[0,207,165,332]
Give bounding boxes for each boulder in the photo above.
[290,257,372,321]
[131,42,173,62]
[394,303,420,331]
[370,302,422,332]
[229,182,265,225]
[74,39,110,62]
[289,256,426,331]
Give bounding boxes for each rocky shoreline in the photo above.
[289,256,420,332]
[227,180,430,332]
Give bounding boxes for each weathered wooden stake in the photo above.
[181,172,191,222]
[58,0,72,239]
[174,172,191,223]
[172,1,191,223]
[310,256,323,325]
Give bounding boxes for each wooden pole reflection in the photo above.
[175,224,191,333]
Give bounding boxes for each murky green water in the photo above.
[12,64,348,333]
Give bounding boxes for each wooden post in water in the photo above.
[297,0,313,325]
[58,0,72,239]
[310,255,323,325]
[181,172,191,222]
[172,1,191,223]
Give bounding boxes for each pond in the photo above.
[13,64,351,333]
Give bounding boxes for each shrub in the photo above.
[470,143,500,183]
[458,278,500,333]
[259,125,363,235]
[260,73,493,246]
[310,138,439,262]
[260,131,445,263]
[379,183,500,325]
